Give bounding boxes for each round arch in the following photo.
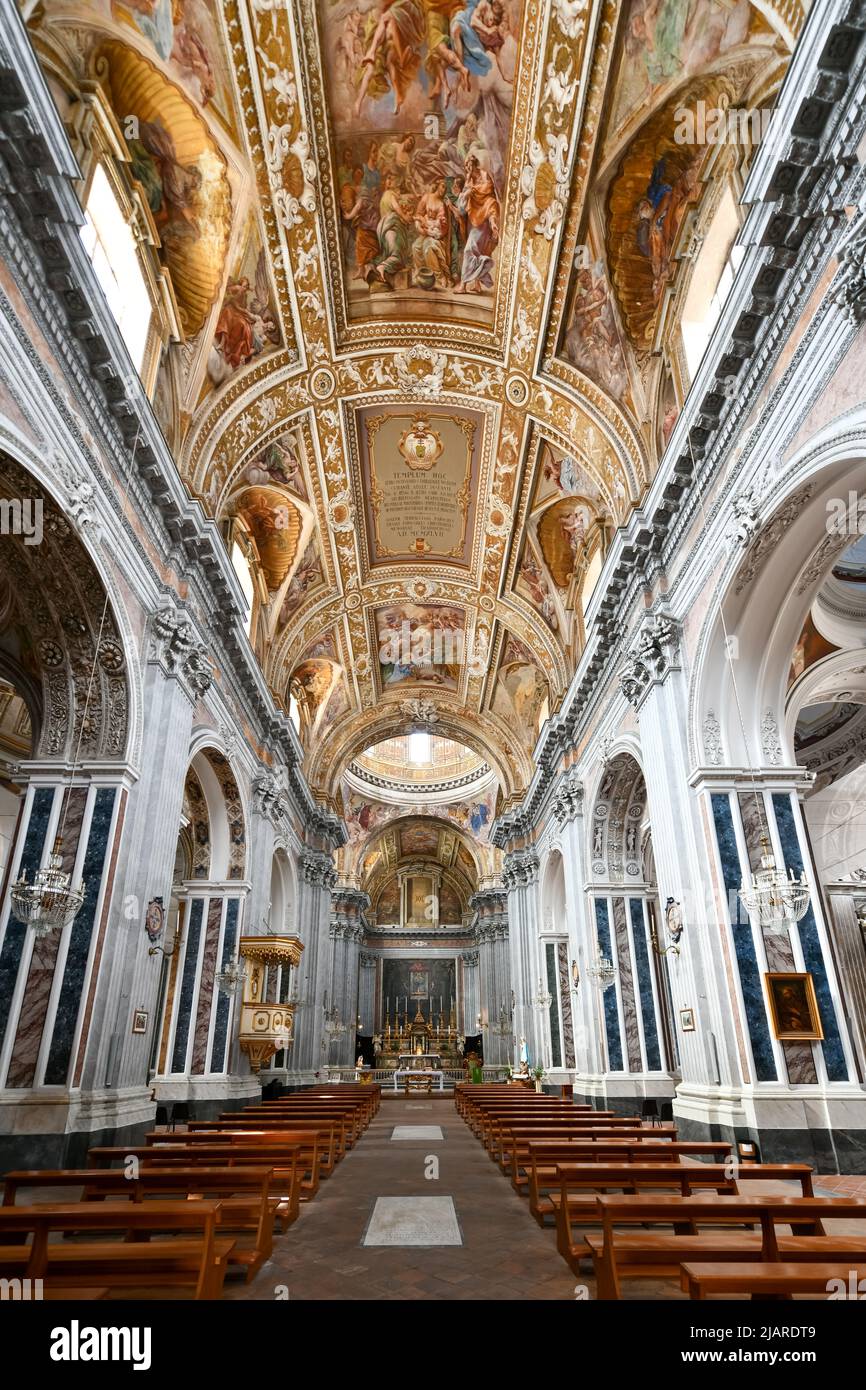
[587,745,650,887]
[689,421,866,769]
[184,743,247,881]
[540,847,567,932]
[0,441,138,765]
[309,702,528,803]
[268,845,296,933]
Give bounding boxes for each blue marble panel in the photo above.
[45,788,117,1086]
[594,898,623,1071]
[612,897,641,1071]
[171,898,204,1074]
[0,788,55,1061]
[710,793,777,1082]
[209,898,239,1073]
[771,794,848,1081]
[545,941,562,1068]
[629,898,661,1070]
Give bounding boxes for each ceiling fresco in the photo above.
[315,0,525,330]
[27,0,802,816]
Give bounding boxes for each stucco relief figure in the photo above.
[593,820,604,856]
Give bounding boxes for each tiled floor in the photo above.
[815,1176,866,1196]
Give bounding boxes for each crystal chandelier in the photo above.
[491,1002,511,1036]
[532,976,552,1011]
[215,958,245,994]
[323,1005,347,1040]
[739,837,810,936]
[588,955,616,990]
[11,836,85,938]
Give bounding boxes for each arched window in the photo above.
[231,539,256,638]
[288,691,301,735]
[79,163,153,371]
[680,185,745,380]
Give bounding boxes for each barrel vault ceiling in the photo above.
[28,0,797,809]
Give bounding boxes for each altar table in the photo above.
[393,1069,445,1091]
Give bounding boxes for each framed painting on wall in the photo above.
[765,973,824,1041]
[409,967,429,999]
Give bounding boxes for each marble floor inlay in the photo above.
[363,1196,462,1247]
[390,1125,443,1141]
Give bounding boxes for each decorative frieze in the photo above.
[502,848,540,889]
[619,615,681,710]
[552,766,584,824]
[301,848,338,887]
[703,711,724,766]
[252,769,289,826]
[831,213,866,325]
[148,603,214,698]
[761,710,783,766]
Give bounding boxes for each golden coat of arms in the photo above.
[398,418,444,471]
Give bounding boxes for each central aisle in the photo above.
[230,1096,577,1301]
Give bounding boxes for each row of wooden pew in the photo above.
[456,1084,866,1300]
[0,1083,380,1300]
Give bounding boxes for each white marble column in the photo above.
[289,848,337,1079]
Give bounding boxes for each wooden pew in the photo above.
[483,1112,645,1156]
[493,1124,675,1167]
[519,1140,734,1222]
[680,1260,866,1300]
[2,1167,277,1281]
[158,1131,321,1197]
[215,1112,350,1156]
[0,1201,234,1299]
[492,1117,661,1167]
[583,1193,866,1298]
[168,1119,341,1171]
[486,1112,624,1159]
[257,1092,377,1120]
[553,1163,814,1269]
[247,1098,372,1142]
[87,1141,305,1221]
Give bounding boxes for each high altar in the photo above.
[375,1001,459,1070]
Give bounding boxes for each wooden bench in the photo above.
[199,1114,348,1158]
[246,1100,371,1143]
[519,1141,734,1222]
[487,1113,625,1160]
[484,1114,656,1158]
[493,1118,662,1168]
[2,1166,277,1281]
[555,1164,816,1270]
[680,1260,866,1300]
[478,1107,609,1149]
[166,1120,341,1172]
[0,1200,234,1299]
[584,1194,866,1298]
[87,1142,304,1224]
[156,1131,321,1198]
